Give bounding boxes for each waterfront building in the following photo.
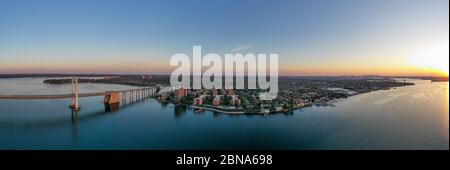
[260,109,270,114]
[160,93,168,101]
[201,89,208,96]
[227,89,235,95]
[190,90,201,98]
[175,86,187,103]
[275,106,283,112]
[229,95,241,106]
[213,95,221,106]
[294,99,303,106]
[212,86,217,96]
[193,95,204,106]
[221,88,227,95]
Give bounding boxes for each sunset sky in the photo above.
[0,0,448,76]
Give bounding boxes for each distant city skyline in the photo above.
[0,0,448,76]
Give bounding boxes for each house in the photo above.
[193,95,204,106]
[229,95,241,106]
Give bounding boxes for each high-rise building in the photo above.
[212,86,217,96]
[175,86,187,103]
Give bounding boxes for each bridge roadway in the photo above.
[0,87,156,100]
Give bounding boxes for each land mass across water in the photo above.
[42,75,170,87]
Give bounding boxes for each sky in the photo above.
[0,0,448,76]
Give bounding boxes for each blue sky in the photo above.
[0,0,448,75]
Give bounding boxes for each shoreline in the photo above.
[190,105,245,114]
[158,84,414,115]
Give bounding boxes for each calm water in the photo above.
[0,78,448,150]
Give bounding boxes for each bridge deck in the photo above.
[0,87,156,100]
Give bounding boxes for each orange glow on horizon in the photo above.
[1,63,448,77]
[280,65,448,77]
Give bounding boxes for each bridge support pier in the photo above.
[104,91,121,112]
[70,77,80,111]
[104,92,121,104]
[104,103,120,112]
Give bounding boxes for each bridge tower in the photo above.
[70,77,80,111]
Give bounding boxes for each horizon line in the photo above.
[0,73,448,78]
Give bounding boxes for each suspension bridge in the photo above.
[0,78,159,111]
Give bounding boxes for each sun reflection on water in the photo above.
[441,82,449,143]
